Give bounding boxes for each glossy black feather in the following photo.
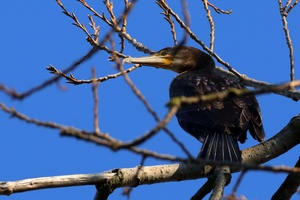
[170,65,265,163]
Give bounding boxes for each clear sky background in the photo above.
[0,1,299,200]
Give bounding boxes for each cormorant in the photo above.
[123,46,265,163]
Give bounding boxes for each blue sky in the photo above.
[0,1,299,199]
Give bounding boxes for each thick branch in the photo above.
[0,173,114,196]
[209,166,231,200]
[1,115,300,197]
[271,158,300,200]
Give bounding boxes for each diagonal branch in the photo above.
[215,67,300,101]
[155,0,242,79]
[271,158,300,200]
[157,0,178,46]
[1,114,300,197]
[0,47,97,100]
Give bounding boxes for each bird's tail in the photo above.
[198,132,242,163]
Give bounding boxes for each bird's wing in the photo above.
[170,70,265,141]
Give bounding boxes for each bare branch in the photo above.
[207,2,232,14]
[0,47,97,100]
[1,108,300,198]
[157,0,178,46]
[191,166,232,200]
[271,158,300,200]
[120,105,178,148]
[209,166,231,200]
[0,173,113,196]
[177,0,190,47]
[278,0,298,82]
[202,0,215,51]
[78,0,113,27]
[2,80,300,163]
[118,31,155,54]
[1,123,300,198]
[167,79,300,108]
[56,0,94,42]
[230,170,246,198]
[215,67,300,101]
[48,65,192,158]
[155,0,243,79]
[191,176,215,199]
[2,1,300,199]
[91,67,101,135]
[46,64,140,85]
[0,102,183,162]
[0,103,58,129]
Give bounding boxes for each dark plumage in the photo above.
[123,46,265,163]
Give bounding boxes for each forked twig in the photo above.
[278,0,298,82]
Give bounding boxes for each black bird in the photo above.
[123,46,265,163]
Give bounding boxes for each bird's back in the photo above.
[169,68,265,162]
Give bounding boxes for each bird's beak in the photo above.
[123,55,173,69]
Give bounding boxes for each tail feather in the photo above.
[198,132,242,163]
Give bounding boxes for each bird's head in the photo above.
[123,46,215,73]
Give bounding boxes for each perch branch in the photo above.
[1,113,300,197]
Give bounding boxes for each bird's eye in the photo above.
[160,50,168,56]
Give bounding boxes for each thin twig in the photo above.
[207,2,232,14]
[157,0,178,46]
[119,0,130,53]
[118,31,155,54]
[0,101,182,162]
[1,0,138,100]
[215,67,300,101]
[112,37,193,158]
[110,38,167,145]
[122,156,147,198]
[46,64,140,84]
[278,0,298,82]
[120,106,179,148]
[104,0,118,29]
[167,80,300,108]
[56,0,94,42]
[202,0,215,51]
[1,97,300,165]
[77,0,111,26]
[91,67,101,135]
[155,0,242,79]
[177,0,190,47]
[111,35,160,123]
[0,47,97,100]
[230,170,246,197]
[78,0,152,54]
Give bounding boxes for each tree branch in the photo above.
[278,0,297,82]
[271,157,300,200]
[1,115,299,197]
[215,67,300,101]
[209,166,231,200]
